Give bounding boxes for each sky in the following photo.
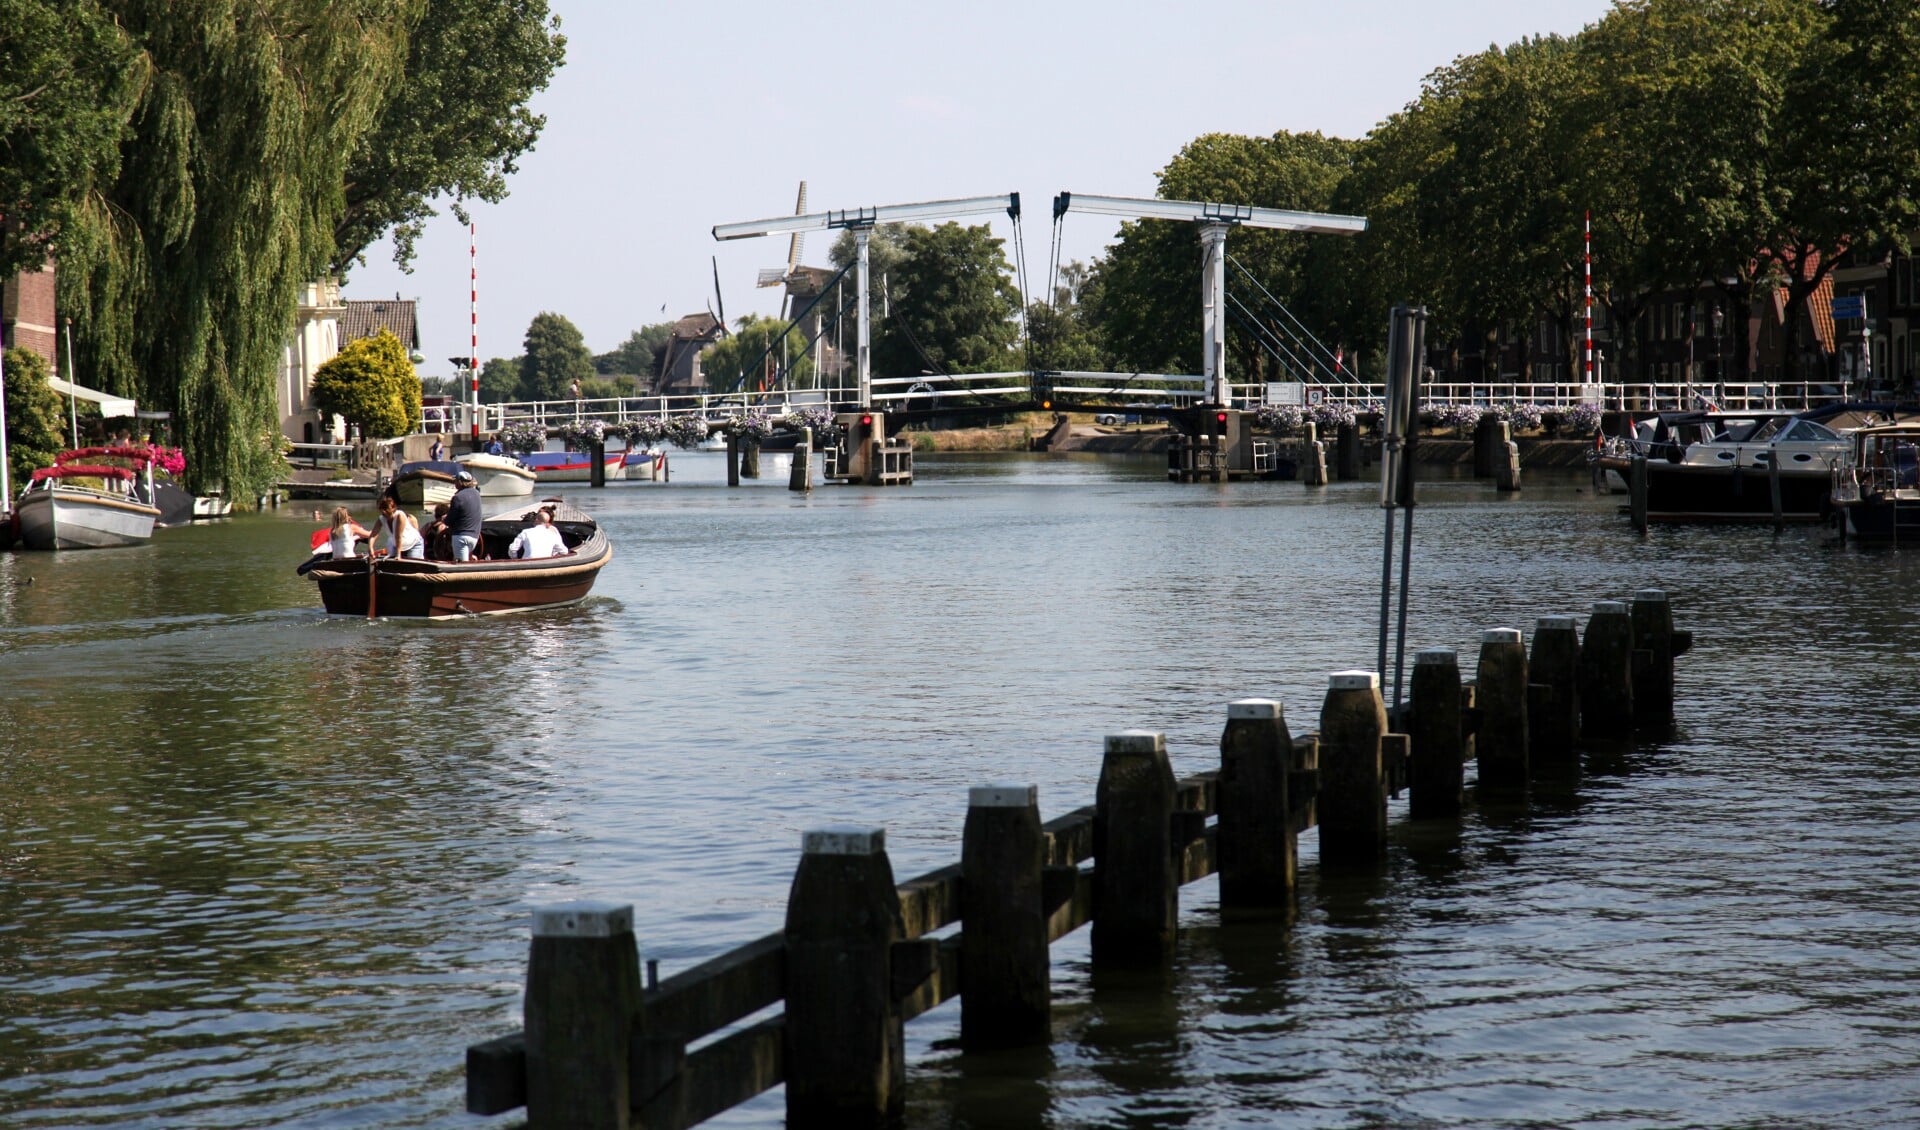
[348,0,1619,375]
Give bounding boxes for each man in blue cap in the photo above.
[446,469,483,561]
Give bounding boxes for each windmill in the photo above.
[756,181,808,320]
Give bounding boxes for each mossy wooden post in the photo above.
[1335,422,1361,480]
[742,439,761,479]
[725,434,741,487]
[1578,601,1634,740]
[1217,699,1294,913]
[1318,671,1388,864]
[1093,730,1177,965]
[789,427,813,492]
[961,784,1049,1050]
[1407,649,1464,819]
[1529,615,1581,770]
[1495,440,1521,491]
[786,826,905,1129]
[1476,628,1529,792]
[523,900,642,1130]
[1630,588,1681,728]
[589,439,607,488]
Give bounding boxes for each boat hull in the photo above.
[1595,456,1833,521]
[392,471,457,507]
[309,541,611,617]
[526,455,626,483]
[621,451,663,481]
[16,487,160,549]
[1838,495,1920,541]
[456,453,539,497]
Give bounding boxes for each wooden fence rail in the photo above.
[466,592,1691,1129]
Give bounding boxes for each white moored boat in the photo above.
[622,447,666,481]
[16,464,161,550]
[455,451,538,496]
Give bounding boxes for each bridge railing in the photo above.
[417,376,1858,439]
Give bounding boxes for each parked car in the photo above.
[1095,412,1123,425]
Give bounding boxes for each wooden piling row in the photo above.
[469,597,1690,1129]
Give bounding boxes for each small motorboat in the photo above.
[455,451,538,497]
[300,497,613,618]
[1592,407,1856,522]
[621,447,666,481]
[1831,421,1920,541]
[518,450,626,483]
[390,460,462,506]
[16,463,162,550]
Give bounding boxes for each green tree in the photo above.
[700,315,814,393]
[519,312,594,400]
[595,322,675,377]
[3,347,65,489]
[872,222,1021,377]
[62,1,418,497]
[1026,300,1105,372]
[479,355,521,402]
[311,329,420,438]
[332,0,566,271]
[1088,131,1353,379]
[0,1,136,278]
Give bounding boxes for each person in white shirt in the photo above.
[509,506,568,559]
[371,495,426,559]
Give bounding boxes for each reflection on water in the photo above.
[3,453,1920,1127]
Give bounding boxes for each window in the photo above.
[1897,257,1915,309]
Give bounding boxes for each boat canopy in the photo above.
[31,464,134,481]
[46,377,136,419]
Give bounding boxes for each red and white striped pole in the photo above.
[1583,210,1593,383]
[470,222,480,444]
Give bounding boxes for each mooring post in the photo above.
[589,439,607,489]
[725,434,740,488]
[1093,730,1177,965]
[1318,671,1389,864]
[742,439,760,479]
[1629,454,1650,533]
[523,900,643,1130]
[1335,422,1361,480]
[1407,648,1464,819]
[1472,416,1496,477]
[1475,628,1530,792]
[1769,457,1785,533]
[785,826,905,1129]
[1577,601,1634,740]
[1217,699,1295,913]
[1528,615,1582,771]
[1630,588,1688,728]
[961,784,1049,1050]
[789,427,813,492]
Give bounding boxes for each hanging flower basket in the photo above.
[499,422,546,454]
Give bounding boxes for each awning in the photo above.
[47,376,136,418]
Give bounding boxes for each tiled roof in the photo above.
[341,298,419,350]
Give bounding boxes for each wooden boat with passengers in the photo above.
[300,497,612,617]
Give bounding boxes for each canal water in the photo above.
[3,452,1919,1128]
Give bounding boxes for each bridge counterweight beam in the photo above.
[1200,223,1231,406]
[855,225,872,410]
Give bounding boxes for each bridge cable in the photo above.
[1228,254,1359,390]
[1010,207,1033,372]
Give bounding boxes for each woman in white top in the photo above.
[509,507,568,559]
[328,506,371,559]
[372,495,426,559]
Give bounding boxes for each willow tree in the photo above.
[61,2,419,497]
